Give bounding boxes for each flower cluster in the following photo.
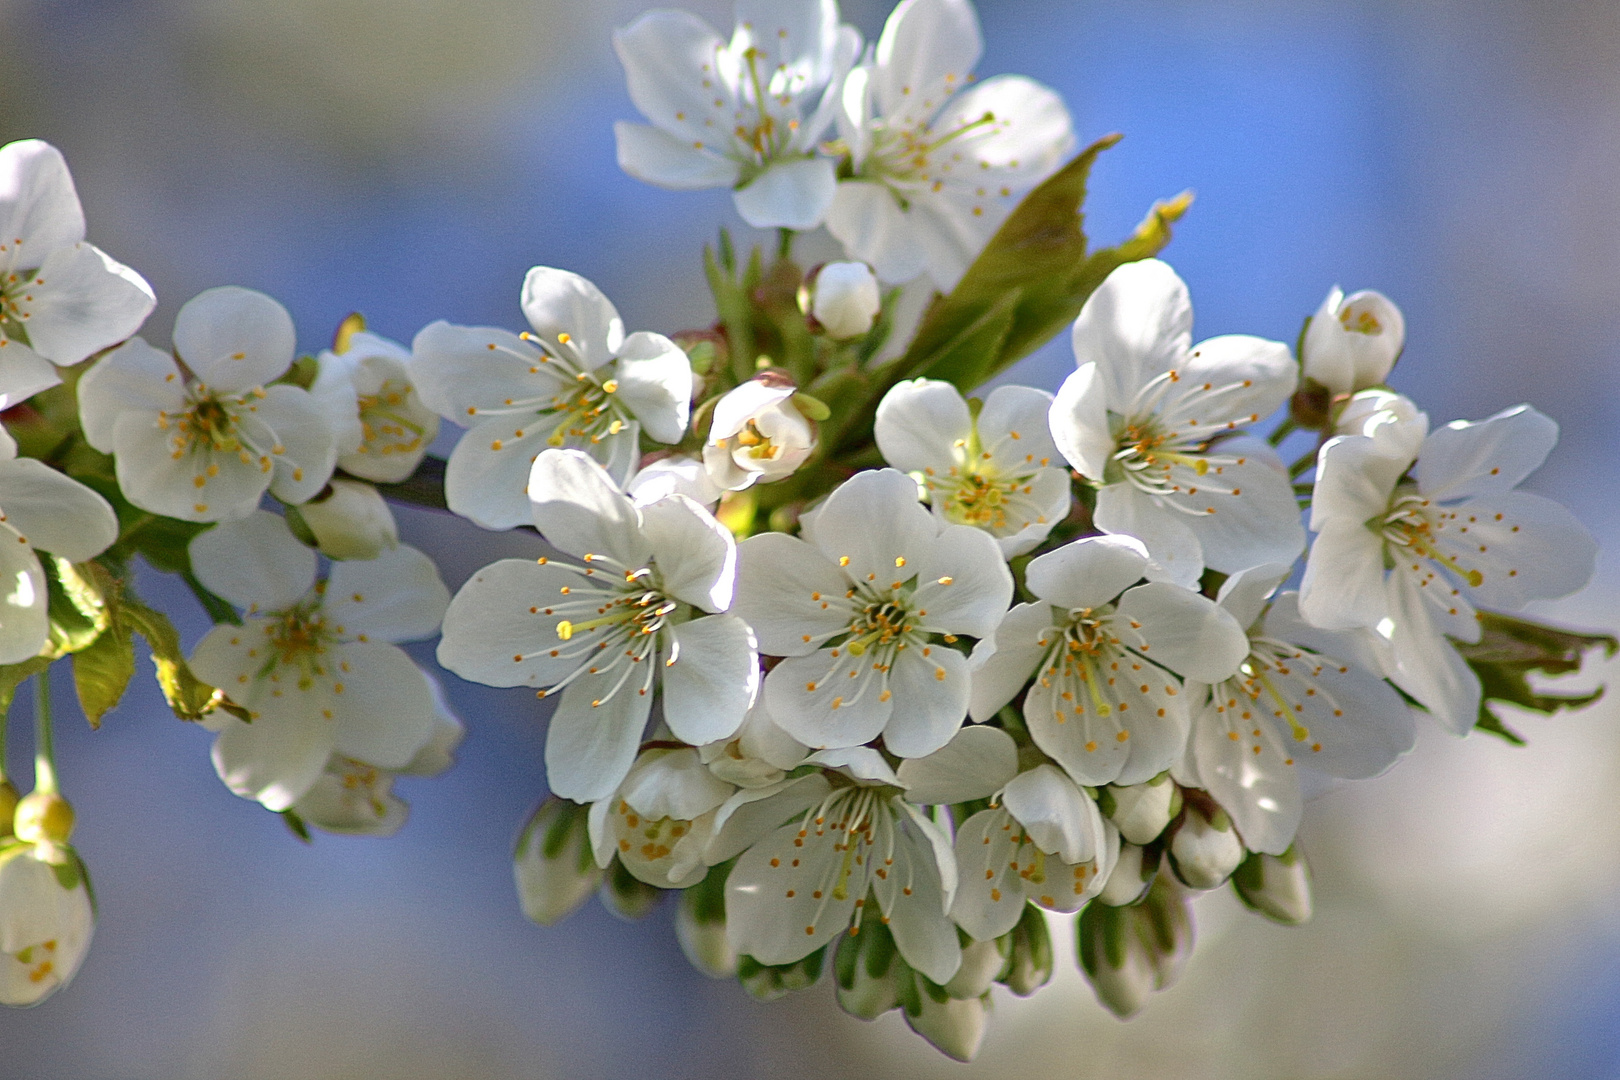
[0,0,1608,1061]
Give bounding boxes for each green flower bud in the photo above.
[834,921,903,1020]
[1232,845,1313,925]
[512,798,600,926]
[997,905,1053,997]
[904,978,989,1062]
[738,947,825,1002]
[1096,842,1158,906]
[1169,803,1243,890]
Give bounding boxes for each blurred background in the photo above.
[3,0,1620,1076]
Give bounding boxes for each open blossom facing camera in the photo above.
[77,286,339,523]
[703,373,817,491]
[826,0,1072,289]
[735,468,1012,758]
[1299,403,1596,733]
[0,140,155,409]
[876,378,1069,556]
[413,267,692,530]
[613,0,859,229]
[438,449,758,802]
[187,512,452,811]
[1050,259,1304,587]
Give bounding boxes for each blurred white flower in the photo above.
[1299,404,1597,733]
[826,0,1073,289]
[734,467,1012,758]
[1302,286,1405,396]
[703,374,816,491]
[1050,258,1304,587]
[314,329,440,483]
[613,0,860,229]
[412,267,692,530]
[0,841,94,1007]
[437,449,758,803]
[513,798,602,927]
[876,378,1069,556]
[187,511,451,811]
[0,139,155,409]
[803,261,880,338]
[77,286,338,522]
[297,478,399,561]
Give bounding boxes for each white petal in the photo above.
[19,243,154,366]
[1024,669,1132,787]
[966,601,1049,721]
[1190,696,1303,856]
[1179,440,1305,574]
[810,468,935,587]
[879,817,963,985]
[909,524,1012,639]
[949,810,1029,940]
[309,354,364,456]
[526,449,651,566]
[705,772,831,864]
[825,180,927,285]
[545,674,654,802]
[1416,405,1557,503]
[1383,571,1482,735]
[620,748,734,820]
[1214,562,1291,632]
[188,511,315,612]
[640,494,734,611]
[0,524,46,664]
[612,331,692,443]
[1265,650,1416,780]
[0,459,117,561]
[805,746,902,786]
[173,286,295,393]
[202,657,335,812]
[0,140,84,255]
[612,9,731,146]
[258,384,339,505]
[1071,258,1192,411]
[875,378,971,474]
[1297,521,1389,630]
[872,0,982,122]
[1117,582,1249,683]
[1309,424,1421,532]
[882,644,970,758]
[1263,591,1392,678]
[325,642,439,769]
[444,422,553,531]
[934,73,1073,183]
[627,455,721,508]
[988,466,1070,558]
[613,122,741,190]
[979,384,1061,466]
[324,544,450,644]
[1093,484,1204,589]
[1002,764,1098,864]
[1164,334,1297,427]
[896,724,1018,804]
[437,559,599,688]
[764,650,891,749]
[733,532,852,655]
[0,344,61,410]
[110,411,268,522]
[733,157,838,230]
[1447,491,1596,609]
[1048,362,1113,479]
[725,817,854,965]
[661,615,758,745]
[75,338,186,453]
[1025,534,1150,610]
[520,267,624,372]
[407,321,559,425]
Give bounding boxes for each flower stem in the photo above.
[33,670,57,795]
[777,227,795,261]
[1267,417,1296,446]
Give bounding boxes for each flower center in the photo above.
[357,381,427,455]
[868,109,1000,188]
[1378,489,1483,587]
[843,597,918,657]
[264,604,335,688]
[0,265,36,346]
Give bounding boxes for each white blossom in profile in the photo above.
[588,747,738,888]
[0,424,118,664]
[1333,387,1422,439]
[1049,259,1304,587]
[437,449,758,803]
[77,286,338,522]
[968,534,1248,787]
[1178,565,1415,855]
[412,268,692,530]
[1302,286,1404,396]
[313,329,440,483]
[0,841,94,1006]
[0,139,156,408]
[734,467,1012,759]
[825,0,1073,289]
[188,512,451,811]
[876,378,1069,556]
[1299,404,1596,733]
[703,373,817,492]
[613,0,860,229]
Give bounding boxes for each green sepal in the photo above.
[120,598,245,723]
[737,945,826,1002]
[282,808,313,844]
[600,857,663,921]
[685,857,733,926]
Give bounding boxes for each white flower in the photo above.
[725,745,963,985]
[612,0,860,229]
[588,747,738,888]
[876,378,1069,556]
[187,512,452,811]
[313,329,440,483]
[1179,566,1415,855]
[1049,259,1304,587]
[77,286,338,522]
[703,373,816,491]
[436,449,758,803]
[1165,802,1243,889]
[0,139,155,409]
[412,267,692,530]
[825,0,1073,289]
[1333,387,1422,438]
[734,467,1012,758]
[1100,775,1177,845]
[296,479,399,561]
[700,697,809,788]
[290,690,463,837]
[967,534,1249,787]
[1298,404,1597,733]
[627,454,722,508]
[0,426,118,663]
[1302,286,1404,396]
[804,261,880,338]
[0,841,94,1006]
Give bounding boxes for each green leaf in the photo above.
[71,623,135,729]
[899,134,1192,392]
[43,558,111,658]
[1454,611,1617,740]
[121,599,241,722]
[0,658,50,717]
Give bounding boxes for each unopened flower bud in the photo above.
[904,983,989,1063]
[738,948,824,1002]
[676,887,738,978]
[1096,842,1158,906]
[0,779,18,838]
[1076,902,1156,1019]
[703,373,817,491]
[943,937,1006,1000]
[297,479,399,561]
[13,791,74,846]
[834,923,903,1020]
[1169,803,1244,890]
[1100,775,1180,845]
[599,858,663,921]
[800,261,881,339]
[1302,286,1405,396]
[0,844,94,1006]
[513,798,601,926]
[997,905,1053,997]
[1232,845,1314,925]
